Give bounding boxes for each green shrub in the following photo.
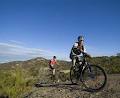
[0,65,32,98]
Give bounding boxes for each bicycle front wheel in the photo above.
[81,65,107,91]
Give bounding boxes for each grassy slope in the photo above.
[0,56,120,97]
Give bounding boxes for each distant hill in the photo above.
[0,56,120,73]
[0,57,71,71]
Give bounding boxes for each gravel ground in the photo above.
[25,74,120,98]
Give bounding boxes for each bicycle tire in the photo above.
[81,65,107,91]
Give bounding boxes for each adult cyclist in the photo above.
[70,35,91,66]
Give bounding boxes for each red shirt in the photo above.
[49,59,57,65]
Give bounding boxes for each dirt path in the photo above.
[25,74,120,98]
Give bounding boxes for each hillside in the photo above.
[0,57,71,70]
[0,56,120,98]
[0,56,120,73]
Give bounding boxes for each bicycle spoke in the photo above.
[81,65,107,91]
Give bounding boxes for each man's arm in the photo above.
[77,45,84,53]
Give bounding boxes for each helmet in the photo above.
[53,56,56,59]
[78,36,84,42]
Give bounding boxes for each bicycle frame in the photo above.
[70,53,107,91]
[73,53,92,80]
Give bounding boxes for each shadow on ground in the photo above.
[24,82,86,98]
[34,82,94,92]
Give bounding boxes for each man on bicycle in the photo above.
[69,36,106,90]
[70,35,90,66]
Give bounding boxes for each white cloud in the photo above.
[9,40,24,45]
[0,42,55,62]
[0,41,116,63]
[0,41,72,63]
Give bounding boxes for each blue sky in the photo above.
[0,0,120,62]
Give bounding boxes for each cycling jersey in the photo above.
[70,42,86,59]
[49,59,57,65]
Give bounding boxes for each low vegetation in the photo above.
[0,56,120,97]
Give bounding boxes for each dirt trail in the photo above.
[25,74,120,98]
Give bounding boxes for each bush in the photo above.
[0,65,32,98]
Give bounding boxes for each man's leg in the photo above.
[72,57,76,66]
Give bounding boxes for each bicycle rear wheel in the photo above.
[81,65,107,91]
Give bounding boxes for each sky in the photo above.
[0,0,120,63]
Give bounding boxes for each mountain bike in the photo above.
[70,53,107,91]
